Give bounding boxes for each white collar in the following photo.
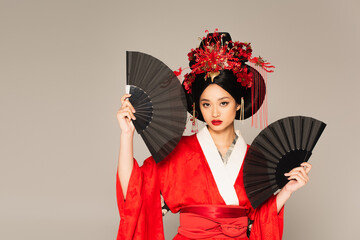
[196,126,247,205]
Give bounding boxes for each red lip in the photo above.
[211,120,223,125]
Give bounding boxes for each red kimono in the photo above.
[116,130,284,240]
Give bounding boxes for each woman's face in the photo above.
[199,84,240,132]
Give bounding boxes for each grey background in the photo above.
[1,0,359,239]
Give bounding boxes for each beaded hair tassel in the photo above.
[191,102,198,133]
[240,97,245,121]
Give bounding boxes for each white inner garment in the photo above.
[196,126,247,205]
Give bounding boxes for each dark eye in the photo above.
[202,103,210,107]
[220,102,229,106]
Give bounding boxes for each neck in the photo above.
[207,124,236,148]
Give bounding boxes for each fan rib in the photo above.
[245,158,277,169]
[279,119,294,151]
[253,142,281,165]
[244,178,277,188]
[272,122,291,153]
[257,131,284,158]
[268,127,287,156]
[246,182,278,195]
[243,172,276,176]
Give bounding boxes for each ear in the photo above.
[236,103,241,111]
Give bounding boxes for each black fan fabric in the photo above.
[243,116,326,208]
[126,51,187,163]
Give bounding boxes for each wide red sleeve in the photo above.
[116,157,165,240]
[248,194,285,240]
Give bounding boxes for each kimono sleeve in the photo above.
[116,157,165,240]
[248,194,285,240]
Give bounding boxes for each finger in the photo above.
[287,174,305,185]
[296,169,309,182]
[300,162,312,175]
[122,108,136,120]
[120,94,132,104]
[292,166,308,178]
[121,100,136,113]
[127,102,136,113]
[125,107,136,120]
[118,109,136,121]
[117,111,131,123]
[287,171,307,183]
[301,162,312,174]
[285,167,306,177]
[117,110,130,119]
[288,166,306,173]
[285,169,308,178]
[284,171,309,182]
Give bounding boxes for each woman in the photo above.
[116,32,311,240]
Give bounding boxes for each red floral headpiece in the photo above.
[176,29,275,129]
[179,29,274,94]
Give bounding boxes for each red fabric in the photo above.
[179,213,248,239]
[116,160,164,240]
[116,134,285,240]
[178,205,248,239]
[180,205,247,219]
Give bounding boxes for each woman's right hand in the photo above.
[117,94,136,135]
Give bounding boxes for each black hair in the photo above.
[189,70,245,121]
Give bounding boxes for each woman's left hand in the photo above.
[276,162,312,213]
[283,162,312,194]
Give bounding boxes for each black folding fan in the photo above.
[243,116,326,208]
[126,51,188,163]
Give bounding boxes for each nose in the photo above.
[212,106,220,118]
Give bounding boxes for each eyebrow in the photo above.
[200,97,230,102]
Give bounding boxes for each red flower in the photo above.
[236,68,254,88]
[249,56,275,72]
[183,73,196,94]
[174,67,182,76]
